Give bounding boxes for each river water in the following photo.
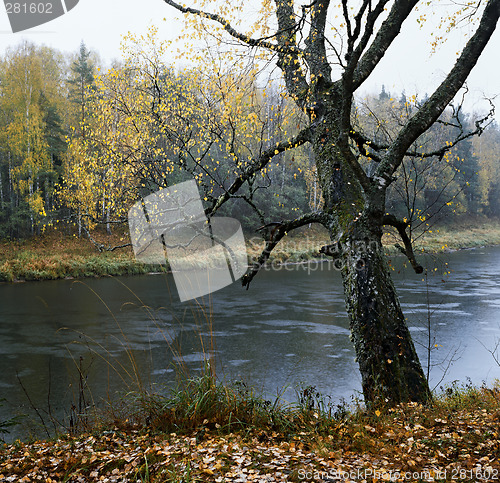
[2,246,500,441]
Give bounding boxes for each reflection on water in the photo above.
[2,246,500,441]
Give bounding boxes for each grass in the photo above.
[410,218,500,252]
[107,371,500,447]
[2,217,500,282]
[0,229,162,282]
[0,400,23,444]
[107,367,285,435]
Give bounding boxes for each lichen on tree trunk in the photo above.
[339,232,430,405]
[308,93,432,405]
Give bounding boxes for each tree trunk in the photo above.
[0,167,3,205]
[310,90,431,406]
[106,204,111,235]
[339,230,430,406]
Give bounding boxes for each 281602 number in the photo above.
[5,3,53,14]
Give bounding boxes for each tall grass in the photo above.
[48,278,243,437]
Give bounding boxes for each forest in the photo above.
[0,35,499,242]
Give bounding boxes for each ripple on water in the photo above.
[227,360,251,367]
[261,329,291,334]
[259,319,349,335]
[151,368,174,375]
[406,308,471,316]
[199,331,245,337]
[173,352,216,363]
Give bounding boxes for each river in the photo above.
[1,246,500,441]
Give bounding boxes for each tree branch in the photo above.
[209,126,312,215]
[274,0,310,106]
[304,0,332,82]
[352,0,419,90]
[163,0,287,53]
[377,0,500,179]
[344,0,375,64]
[383,214,423,274]
[350,101,494,164]
[242,211,329,288]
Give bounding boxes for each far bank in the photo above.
[1,218,500,282]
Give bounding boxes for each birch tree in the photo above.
[0,42,61,236]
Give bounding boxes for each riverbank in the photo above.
[0,232,157,282]
[1,380,500,482]
[1,218,500,282]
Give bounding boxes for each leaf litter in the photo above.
[2,395,500,482]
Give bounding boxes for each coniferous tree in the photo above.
[67,41,96,139]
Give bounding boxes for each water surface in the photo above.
[2,246,500,441]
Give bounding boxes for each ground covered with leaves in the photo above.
[2,384,500,482]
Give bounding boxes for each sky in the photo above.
[0,0,498,118]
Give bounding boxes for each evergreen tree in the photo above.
[379,84,390,101]
[451,109,481,213]
[67,41,95,138]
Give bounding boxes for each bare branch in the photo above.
[383,214,423,274]
[242,211,330,288]
[304,0,332,81]
[352,0,419,90]
[344,0,372,61]
[81,223,132,253]
[350,102,494,165]
[377,0,500,179]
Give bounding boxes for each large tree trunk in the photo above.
[339,230,430,405]
[313,100,431,405]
